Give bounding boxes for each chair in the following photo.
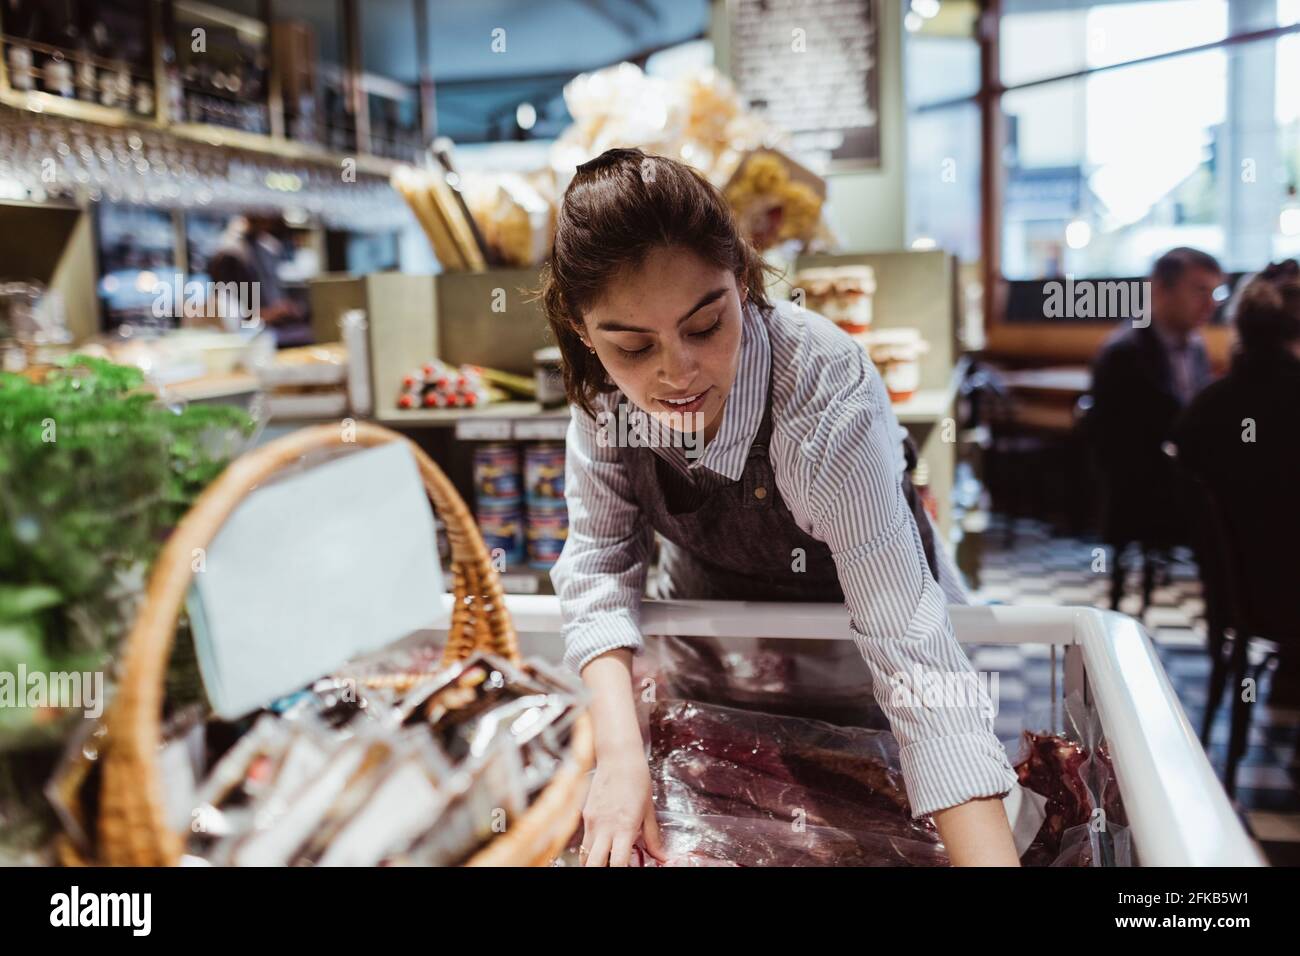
[1078,394,1167,617]
[970,366,1058,546]
[1182,464,1294,798]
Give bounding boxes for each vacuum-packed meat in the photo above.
[654,749,940,845]
[649,699,920,824]
[649,812,949,868]
[647,699,946,866]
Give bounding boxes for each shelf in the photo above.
[0,90,401,179]
[156,370,259,402]
[0,88,140,127]
[0,196,80,213]
[891,356,967,425]
[378,402,570,441]
[496,568,555,595]
[173,0,267,39]
[378,384,955,439]
[890,388,956,424]
[167,123,400,177]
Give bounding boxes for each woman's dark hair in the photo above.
[538,147,773,416]
[1232,259,1300,359]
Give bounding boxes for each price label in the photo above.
[514,417,570,441]
[500,573,540,594]
[456,418,513,441]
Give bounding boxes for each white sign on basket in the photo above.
[187,442,447,718]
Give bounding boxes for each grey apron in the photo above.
[619,376,939,601]
[618,372,939,727]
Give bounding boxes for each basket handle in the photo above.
[99,422,518,865]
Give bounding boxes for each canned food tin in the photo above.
[477,498,525,566]
[524,441,566,504]
[526,498,569,570]
[473,442,522,501]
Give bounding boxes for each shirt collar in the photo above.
[1152,321,1200,354]
[688,301,770,482]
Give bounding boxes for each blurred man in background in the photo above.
[1086,247,1222,611]
[207,212,308,342]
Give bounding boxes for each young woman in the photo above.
[541,148,1020,866]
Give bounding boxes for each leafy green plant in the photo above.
[0,356,255,720]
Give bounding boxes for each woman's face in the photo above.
[580,246,745,442]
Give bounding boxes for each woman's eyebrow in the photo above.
[594,288,727,333]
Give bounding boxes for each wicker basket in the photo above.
[76,421,592,867]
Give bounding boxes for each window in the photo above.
[904,0,982,262]
[987,0,1300,287]
[1000,0,1229,87]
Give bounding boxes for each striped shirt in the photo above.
[552,298,1017,816]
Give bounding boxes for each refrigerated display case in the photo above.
[496,597,1264,867]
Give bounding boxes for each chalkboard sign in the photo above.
[728,0,881,168]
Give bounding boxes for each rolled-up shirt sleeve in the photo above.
[550,402,655,674]
[790,344,1017,818]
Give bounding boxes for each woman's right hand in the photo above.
[580,748,665,867]
[577,648,665,866]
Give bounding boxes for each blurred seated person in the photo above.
[1172,260,1300,703]
[204,213,310,344]
[1086,247,1222,610]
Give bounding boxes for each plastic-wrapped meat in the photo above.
[1094,743,1128,828]
[650,812,949,868]
[629,842,737,867]
[654,749,940,846]
[650,699,924,827]
[645,635,890,729]
[1033,821,1133,868]
[648,699,947,865]
[1013,731,1093,856]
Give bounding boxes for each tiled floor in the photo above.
[965,516,1300,866]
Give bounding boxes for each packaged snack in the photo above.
[270,676,383,728]
[44,719,109,858]
[402,738,527,865]
[299,731,454,866]
[189,715,301,855]
[226,733,393,866]
[397,359,492,410]
[90,644,591,868]
[398,652,576,762]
